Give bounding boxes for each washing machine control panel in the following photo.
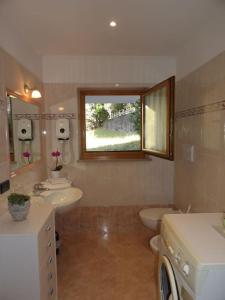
[174,251,181,264]
[167,243,189,276]
[160,219,199,291]
[182,263,190,276]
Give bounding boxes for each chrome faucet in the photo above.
[33,183,49,196]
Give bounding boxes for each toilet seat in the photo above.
[139,207,175,221]
[150,234,161,253]
[139,207,176,231]
[139,208,176,253]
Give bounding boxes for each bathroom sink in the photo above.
[32,187,83,214]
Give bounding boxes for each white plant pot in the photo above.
[51,170,61,178]
[8,200,30,222]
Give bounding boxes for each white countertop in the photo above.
[0,200,54,235]
[163,213,225,266]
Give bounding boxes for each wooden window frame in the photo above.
[142,76,175,160]
[79,88,147,160]
[78,78,174,161]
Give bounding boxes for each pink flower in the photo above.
[23,151,31,158]
[51,150,62,171]
[55,150,61,157]
[51,151,56,157]
[51,150,61,157]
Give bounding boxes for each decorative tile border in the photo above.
[44,113,76,120]
[13,113,76,120]
[176,99,225,119]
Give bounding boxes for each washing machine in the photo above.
[158,212,225,300]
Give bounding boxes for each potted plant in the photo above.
[51,150,63,178]
[8,193,31,221]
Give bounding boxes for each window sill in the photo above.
[78,153,152,162]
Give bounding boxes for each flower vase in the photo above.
[8,200,31,222]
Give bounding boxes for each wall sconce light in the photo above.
[24,84,42,99]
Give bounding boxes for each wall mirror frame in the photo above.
[6,88,43,175]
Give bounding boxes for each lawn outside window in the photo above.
[79,77,174,161]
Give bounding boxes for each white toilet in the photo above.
[139,207,176,252]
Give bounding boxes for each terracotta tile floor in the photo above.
[57,227,158,300]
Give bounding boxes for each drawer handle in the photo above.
[48,287,54,296]
[47,240,52,248]
[48,256,53,264]
[48,272,53,281]
[45,225,51,232]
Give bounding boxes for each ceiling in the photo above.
[1,0,225,56]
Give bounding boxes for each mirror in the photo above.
[7,91,41,172]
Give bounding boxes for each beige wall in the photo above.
[43,55,175,207]
[175,50,225,212]
[43,55,176,84]
[0,19,42,79]
[44,83,174,207]
[0,49,175,206]
[0,47,46,193]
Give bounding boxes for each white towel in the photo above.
[42,181,72,190]
[40,177,72,190]
[48,177,69,185]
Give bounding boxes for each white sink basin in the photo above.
[33,187,83,214]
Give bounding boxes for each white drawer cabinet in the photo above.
[0,201,57,300]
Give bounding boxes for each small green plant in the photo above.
[8,193,30,206]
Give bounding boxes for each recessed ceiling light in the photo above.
[110,20,117,27]
[58,107,64,111]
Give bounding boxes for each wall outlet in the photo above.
[183,144,195,162]
[0,180,10,194]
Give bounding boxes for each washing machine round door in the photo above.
[159,255,179,300]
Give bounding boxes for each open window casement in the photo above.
[142,76,174,160]
[78,76,174,161]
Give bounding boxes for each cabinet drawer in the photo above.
[38,211,57,299]
[39,212,54,242]
[40,277,57,300]
[40,247,56,270]
[39,235,55,263]
[38,212,55,262]
[40,263,57,300]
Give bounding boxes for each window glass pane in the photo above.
[144,86,167,153]
[85,95,141,152]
